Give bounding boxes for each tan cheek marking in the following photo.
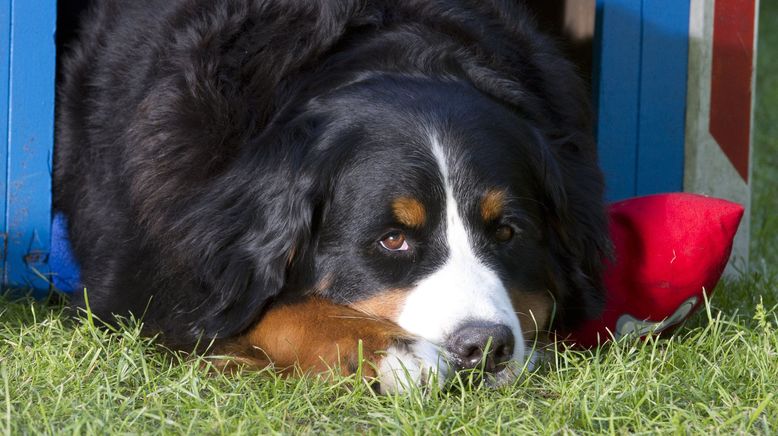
[229,297,408,376]
[348,289,409,322]
[481,189,506,223]
[510,289,553,342]
[392,197,426,229]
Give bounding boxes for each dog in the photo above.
[55,0,610,393]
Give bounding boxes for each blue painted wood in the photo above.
[593,0,643,201]
[636,0,690,195]
[1,1,10,268]
[594,0,691,201]
[3,0,57,290]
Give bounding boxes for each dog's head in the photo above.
[265,74,609,381]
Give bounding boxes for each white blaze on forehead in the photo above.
[395,133,525,365]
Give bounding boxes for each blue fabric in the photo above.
[49,213,81,293]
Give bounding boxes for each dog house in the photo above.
[0,0,759,292]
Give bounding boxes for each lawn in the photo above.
[752,0,778,269]
[2,3,778,435]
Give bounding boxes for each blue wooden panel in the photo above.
[593,0,643,201]
[1,1,11,263]
[3,0,57,290]
[636,1,690,195]
[594,0,691,201]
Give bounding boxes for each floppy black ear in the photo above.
[126,122,320,344]
[525,41,612,331]
[178,154,319,341]
[536,132,611,331]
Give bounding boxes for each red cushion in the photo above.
[564,193,744,347]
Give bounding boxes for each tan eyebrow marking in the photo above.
[391,197,427,229]
[480,189,506,222]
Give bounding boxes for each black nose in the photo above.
[446,322,515,373]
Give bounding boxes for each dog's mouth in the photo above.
[374,335,533,394]
[431,341,536,389]
[447,356,527,389]
[450,329,548,387]
[485,359,527,387]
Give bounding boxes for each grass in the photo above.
[1,279,777,434]
[2,2,777,435]
[752,0,778,269]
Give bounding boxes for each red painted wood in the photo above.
[709,0,756,182]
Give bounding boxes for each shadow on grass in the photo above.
[752,1,778,271]
[0,290,76,328]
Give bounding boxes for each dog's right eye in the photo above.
[379,231,409,251]
[494,225,514,243]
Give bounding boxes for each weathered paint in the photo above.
[1,2,11,255]
[1,0,57,290]
[685,0,757,274]
[710,0,756,183]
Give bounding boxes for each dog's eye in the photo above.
[379,231,409,251]
[494,225,514,243]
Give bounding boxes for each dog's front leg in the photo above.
[213,297,447,393]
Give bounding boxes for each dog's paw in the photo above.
[374,339,449,394]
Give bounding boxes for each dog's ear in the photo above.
[525,42,612,331]
[536,132,611,331]
[131,124,322,344]
[181,150,320,341]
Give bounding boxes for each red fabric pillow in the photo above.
[564,193,744,347]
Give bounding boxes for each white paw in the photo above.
[376,339,449,394]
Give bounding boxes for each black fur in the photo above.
[55,0,610,347]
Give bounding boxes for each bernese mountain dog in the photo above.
[55,0,610,393]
